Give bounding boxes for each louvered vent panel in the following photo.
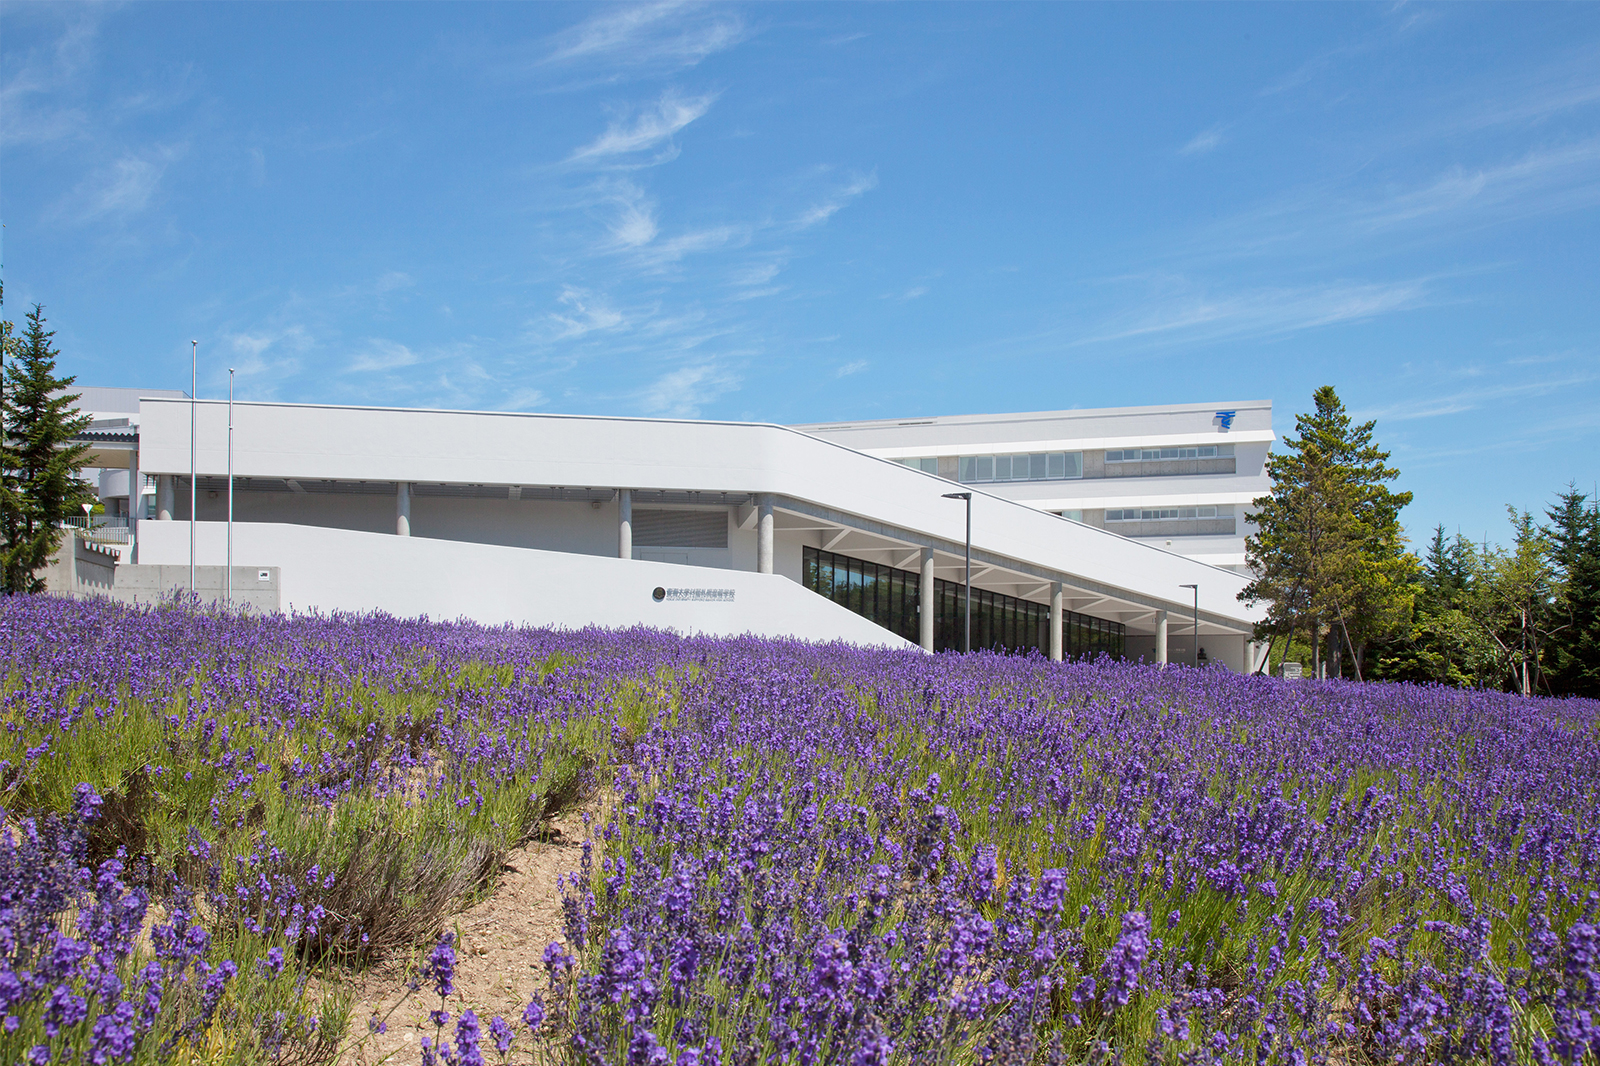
[633,509,727,549]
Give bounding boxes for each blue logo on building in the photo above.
[1214,410,1237,430]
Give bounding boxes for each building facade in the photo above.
[793,401,1271,572]
[69,392,1271,667]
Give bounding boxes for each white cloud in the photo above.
[1179,126,1226,155]
[795,171,878,228]
[1069,277,1432,349]
[497,387,548,411]
[547,287,626,339]
[836,360,868,377]
[637,360,739,417]
[62,147,184,222]
[545,2,745,73]
[600,180,659,247]
[632,224,746,267]
[570,90,717,161]
[347,339,421,373]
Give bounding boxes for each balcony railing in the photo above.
[57,516,135,545]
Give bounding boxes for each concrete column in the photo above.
[1156,610,1169,665]
[156,475,175,521]
[396,482,411,537]
[919,547,935,652]
[1049,581,1063,661]
[128,448,141,563]
[756,494,775,574]
[618,489,632,559]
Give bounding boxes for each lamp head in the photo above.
[941,492,972,501]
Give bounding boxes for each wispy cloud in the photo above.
[599,180,660,247]
[544,2,746,75]
[836,360,868,377]
[637,360,740,417]
[1179,126,1226,156]
[795,171,877,228]
[545,287,627,340]
[569,89,717,161]
[347,339,421,373]
[59,146,184,223]
[496,387,548,412]
[632,224,747,268]
[1357,368,1600,423]
[223,326,313,397]
[1067,277,1432,350]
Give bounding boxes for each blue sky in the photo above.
[2,2,1597,546]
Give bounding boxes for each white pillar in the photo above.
[128,447,141,563]
[1049,581,1063,662]
[618,489,632,559]
[1156,610,1169,665]
[396,482,411,537]
[756,494,774,575]
[919,547,935,652]
[156,475,175,521]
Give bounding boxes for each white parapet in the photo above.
[137,521,913,647]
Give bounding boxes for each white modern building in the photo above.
[794,401,1271,572]
[68,389,1272,668]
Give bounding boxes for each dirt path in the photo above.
[337,807,590,1065]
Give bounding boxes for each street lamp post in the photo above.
[1179,583,1199,667]
[942,492,972,653]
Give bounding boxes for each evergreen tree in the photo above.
[0,303,94,594]
[1240,386,1415,679]
[1544,486,1600,697]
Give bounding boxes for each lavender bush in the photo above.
[2,595,1598,1064]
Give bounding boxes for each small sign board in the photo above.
[652,587,735,603]
[1280,661,1303,679]
[258,569,271,582]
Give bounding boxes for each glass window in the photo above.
[959,457,976,482]
[976,455,993,481]
[1060,509,1083,522]
[1048,453,1066,478]
[1029,453,1047,479]
[994,455,1011,481]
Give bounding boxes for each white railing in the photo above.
[58,516,135,545]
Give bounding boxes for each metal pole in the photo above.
[943,492,973,653]
[189,341,197,593]
[1180,584,1198,667]
[226,369,234,605]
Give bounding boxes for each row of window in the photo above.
[1106,506,1225,522]
[1105,444,1232,462]
[802,545,1126,658]
[959,452,1082,484]
[897,443,1235,481]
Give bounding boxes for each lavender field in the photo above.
[3,596,1599,1065]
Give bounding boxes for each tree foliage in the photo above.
[0,296,94,594]
[1369,489,1600,696]
[1239,386,1414,677]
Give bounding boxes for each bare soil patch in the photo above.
[337,806,590,1065]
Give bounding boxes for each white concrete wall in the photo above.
[137,521,912,647]
[139,398,1264,630]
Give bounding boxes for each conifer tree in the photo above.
[0,302,93,593]
[1544,487,1600,697]
[1240,386,1415,678]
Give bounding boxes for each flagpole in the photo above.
[189,341,197,593]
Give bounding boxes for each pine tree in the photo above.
[1240,386,1415,679]
[0,303,94,594]
[1544,486,1600,697]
